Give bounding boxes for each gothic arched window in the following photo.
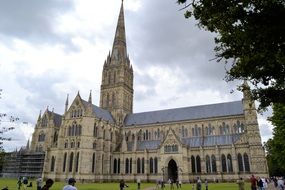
[211,155,217,172]
[38,132,45,142]
[238,153,243,172]
[63,153,67,172]
[113,159,117,174]
[137,158,141,174]
[92,153,96,173]
[150,157,153,173]
[142,158,145,174]
[50,156,55,172]
[196,155,201,173]
[130,158,132,174]
[101,154,104,174]
[221,154,227,172]
[118,158,120,174]
[227,154,233,172]
[154,157,158,174]
[42,115,48,127]
[125,158,129,174]
[206,155,211,173]
[94,123,98,137]
[191,156,196,173]
[53,131,58,144]
[244,153,250,172]
[75,152,79,172]
[69,152,74,172]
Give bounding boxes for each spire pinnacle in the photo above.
[111,1,127,63]
[37,110,42,121]
[242,80,251,99]
[26,139,30,150]
[65,94,69,113]
[88,90,92,103]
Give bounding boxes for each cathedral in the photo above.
[28,1,268,182]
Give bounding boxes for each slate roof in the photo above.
[124,101,243,126]
[127,140,161,151]
[182,134,241,147]
[47,111,62,127]
[53,113,62,127]
[82,100,115,124]
[125,134,241,151]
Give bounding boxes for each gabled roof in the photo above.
[124,101,243,126]
[46,110,62,127]
[81,100,115,124]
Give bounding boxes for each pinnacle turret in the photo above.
[88,90,92,104]
[65,94,69,113]
[37,110,42,121]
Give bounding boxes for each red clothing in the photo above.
[250,176,257,187]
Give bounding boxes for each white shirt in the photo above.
[36,178,43,187]
[63,185,77,190]
[277,179,284,190]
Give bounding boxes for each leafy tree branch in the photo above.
[176,0,285,110]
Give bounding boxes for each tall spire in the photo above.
[111,0,127,63]
[100,1,134,124]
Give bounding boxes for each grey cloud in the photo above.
[260,124,273,143]
[13,65,69,122]
[125,0,240,101]
[134,71,157,101]
[0,0,75,49]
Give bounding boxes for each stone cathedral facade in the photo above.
[29,1,268,182]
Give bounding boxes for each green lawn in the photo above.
[0,178,250,190]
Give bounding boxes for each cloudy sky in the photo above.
[0,0,273,151]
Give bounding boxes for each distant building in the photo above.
[2,1,268,182]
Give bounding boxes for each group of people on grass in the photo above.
[15,177,77,190]
[17,177,33,190]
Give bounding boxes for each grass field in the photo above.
[0,178,251,190]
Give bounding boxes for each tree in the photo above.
[177,0,285,110]
[264,138,285,176]
[264,103,285,175]
[0,89,19,172]
[0,89,19,151]
[0,114,18,151]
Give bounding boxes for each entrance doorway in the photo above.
[167,159,178,182]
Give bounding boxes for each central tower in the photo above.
[100,1,134,124]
